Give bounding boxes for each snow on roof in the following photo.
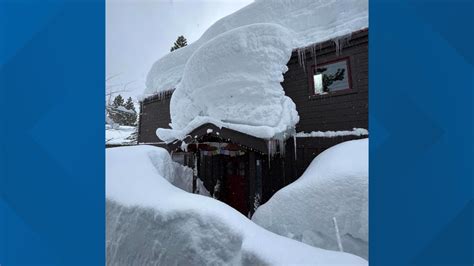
[145,0,368,95]
[146,0,368,142]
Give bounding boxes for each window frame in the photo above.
[307,57,354,99]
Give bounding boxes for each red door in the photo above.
[225,158,248,215]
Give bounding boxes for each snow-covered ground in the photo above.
[105,125,136,145]
[106,145,367,265]
[252,139,369,259]
[146,0,368,142]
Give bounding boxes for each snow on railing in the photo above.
[294,128,368,138]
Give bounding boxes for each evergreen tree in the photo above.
[124,97,135,111]
[110,94,127,125]
[170,35,188,52]
[112,94,124,107]
[123,97,138,126]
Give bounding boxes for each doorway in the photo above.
[223,155,248,215]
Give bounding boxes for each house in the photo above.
[137,28,368,216]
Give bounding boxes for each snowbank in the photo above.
[252,139,369,259]
[146,0,368,142]
[106,145,367,265]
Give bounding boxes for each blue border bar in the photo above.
[370,0,473,265]
[1,0,105,265]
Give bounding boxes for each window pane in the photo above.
[313,73,324,94]
[313,60,350,94]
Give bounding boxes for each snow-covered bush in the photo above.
[252,139,369,259]
[106,145,367,265]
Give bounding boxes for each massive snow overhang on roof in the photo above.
[145,0,368,95]
[145,0,368,142]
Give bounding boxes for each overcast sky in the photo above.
[106,0,253,99]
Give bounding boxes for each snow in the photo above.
[145,0,368,95]
[106,125,136,145]
[115,106,136,114]
[295,128,369,138]
[252,138,369,259]
[106,145,367,265]
[157,23,299,143]
[146,0,368,142]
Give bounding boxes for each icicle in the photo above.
[267,140,272,169]
[334,39,341,56]
[297,47,307,72]
[333,33,353,56]
[297,49,303,68]
[193,153,198,177]
[293,135,297,160]
[277,137,285,157]
[301,48,306,72]
[311,44,317,68]
[267,139,280,168]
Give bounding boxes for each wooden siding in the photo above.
[283,29,368,132]
[138,93,172,143]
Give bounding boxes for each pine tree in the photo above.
[170,35,188,52]
[124,97,135,111]
[110,94,127,125]
[124,97,137,126]
[112,94,124,107]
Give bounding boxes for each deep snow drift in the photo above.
[252,139,369,259]
[146,0,368,142]
[106,145,367,265]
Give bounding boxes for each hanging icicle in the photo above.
[297,47,307,72]
[278,136,285,157]
[332,33,353,56]
[193,153,198,177]
[293,134,297,160]
[297,43,321,73]
[310,44,317,69]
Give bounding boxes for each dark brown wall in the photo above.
[138,30,368,144]
[282,29,368,132]
[138,92,172,143]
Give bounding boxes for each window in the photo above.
[311,58,351,95]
